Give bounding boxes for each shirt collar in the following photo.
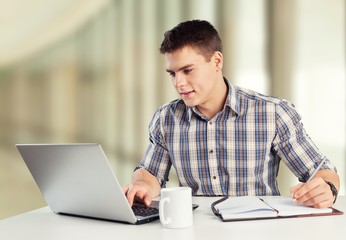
[186,78,240,122]
[224,78,240,115]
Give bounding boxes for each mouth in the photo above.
[180,90,195,97]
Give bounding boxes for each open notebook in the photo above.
[212,196,343,222]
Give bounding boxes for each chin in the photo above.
[182,100,196,108]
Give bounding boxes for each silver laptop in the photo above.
[16,143,160,224]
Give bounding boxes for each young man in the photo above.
[123,20,339,208]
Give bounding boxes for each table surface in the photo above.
[1,196,345,240]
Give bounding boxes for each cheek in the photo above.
[195,68,214,85]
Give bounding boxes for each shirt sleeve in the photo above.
[135,107,172,187]
[272,100,337,182]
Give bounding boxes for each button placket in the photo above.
[207,120,221,193]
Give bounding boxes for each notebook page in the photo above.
[262,197,333,217]
[214,196,277,219]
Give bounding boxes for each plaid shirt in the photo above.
[138,79,336,196]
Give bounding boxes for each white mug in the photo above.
[159,187,193,228]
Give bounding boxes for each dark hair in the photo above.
[159,20,223,61]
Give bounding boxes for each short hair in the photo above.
[159,20,223,61]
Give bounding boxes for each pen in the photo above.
[292,157,327,202]
[307,157,327,182]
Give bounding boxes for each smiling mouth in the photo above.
[180,90,195,97]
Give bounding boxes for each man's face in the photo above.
[164,46,223,108]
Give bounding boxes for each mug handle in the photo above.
[159,197,171,225]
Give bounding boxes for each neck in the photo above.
[197,78,228,119]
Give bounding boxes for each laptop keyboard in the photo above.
[132,205,159,217]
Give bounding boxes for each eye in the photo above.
[168,72,175,78]
[183,68,192,74]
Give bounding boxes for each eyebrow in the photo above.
[166,64,194,73]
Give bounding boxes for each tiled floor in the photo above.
[0,147,46,220]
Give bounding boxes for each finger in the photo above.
[134,190,146,202]
[126,186,138,206]
[303,189,332,208]
[312,197,333,208]
[294,178,332,206]
[290,182,304,198]
[306,193,331,208]
[122,185,129,195]
[143,195,152,207]
[134,189,152,205]
[296,186,321,206]
[303,183,334,208]
[126,184,150,206]
[292,179,321,200]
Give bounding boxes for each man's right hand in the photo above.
[122,168,161,207]
[123,182,153,207]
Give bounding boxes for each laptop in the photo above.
[16,143,162,224]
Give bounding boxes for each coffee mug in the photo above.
[159,187,193,228]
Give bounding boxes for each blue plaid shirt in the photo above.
[137,79,336,196]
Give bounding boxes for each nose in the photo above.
[174,73,187,87]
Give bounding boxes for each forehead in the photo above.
[164,46,206,71]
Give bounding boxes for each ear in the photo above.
[213,51,223,71]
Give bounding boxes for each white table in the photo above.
[0,196,345,240]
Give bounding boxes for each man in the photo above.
[123,20,339,208]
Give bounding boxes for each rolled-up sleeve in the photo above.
[136,107,172,187]
[273,100,337,182]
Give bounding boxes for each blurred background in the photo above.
[0,0,345,219]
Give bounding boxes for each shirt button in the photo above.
[209,149,213,154]
[213,176,217,180]
[209,121,213,125]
